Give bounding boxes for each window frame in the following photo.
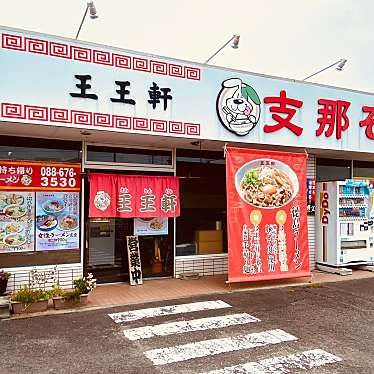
[83,142,175,172]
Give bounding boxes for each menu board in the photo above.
[134,217,168,236]
[35,192,80,251]
[0,191,35,253]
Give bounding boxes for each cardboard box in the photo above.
[197,240,223,254]
[196,230,223,242]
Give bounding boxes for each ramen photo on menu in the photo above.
[235,159,299,209]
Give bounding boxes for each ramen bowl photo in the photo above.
[149,218,164,231]
[6,193,24,206]
[43,199,65,214]
[4,204,27,218]
[37,215,58,231]
[234,159,299,209]
[5,222,24,234]
[4,233,26,247]
[58,214,78,231]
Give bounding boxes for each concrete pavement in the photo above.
[1,277,374,373]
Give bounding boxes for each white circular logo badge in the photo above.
[94,191,111,212]
[21,175,32,186]
[216,78,261,136]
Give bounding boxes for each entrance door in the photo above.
[86,218,129,283]
[82,145,175,283]
[86,217,174,283]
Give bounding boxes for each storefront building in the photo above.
[1,26,374,290]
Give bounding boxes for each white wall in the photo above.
[4,263,83,293]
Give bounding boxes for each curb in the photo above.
[3,273,373,320]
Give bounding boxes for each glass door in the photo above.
[85,217,174,283]
[137,225,174,278]
[86,218,130,283]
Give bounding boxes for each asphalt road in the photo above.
[1,278,374,374]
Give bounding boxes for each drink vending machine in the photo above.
[316,180,374,267]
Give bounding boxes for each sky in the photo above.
[1,0,373,93]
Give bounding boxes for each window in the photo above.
[353,160,374,178]
[176,149,227,256]
[0,137,81,163]
[86,145,173,166]
[316,158,351,182]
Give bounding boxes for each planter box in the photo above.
[11,299,48,314]
[80,293,89,306]
[53,294,89,310]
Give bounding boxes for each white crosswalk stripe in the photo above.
[123,313,260,341]
[143,329,298,366]
[108,300,231,323]
[108,299,342,372]
[201,348,342,373]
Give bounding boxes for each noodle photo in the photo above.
[59,215,78,231]
[235,159,299,209]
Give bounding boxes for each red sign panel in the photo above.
[89,174,180,218]
[0,161,81,191]
[226,147,310,283]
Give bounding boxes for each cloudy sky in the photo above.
[1,0,373,93]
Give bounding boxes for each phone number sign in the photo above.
[0,161,81,191]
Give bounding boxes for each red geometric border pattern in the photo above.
[50,42,71,59]
[2,34,24,51]
[151,119,167,132]
[25,37,48,55]
[1,33,201,81]
[50,108,71,123]
[0,102,201,137]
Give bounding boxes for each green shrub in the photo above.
[11,287,50,304]
[49,284,65,298]
[73,273,96,295]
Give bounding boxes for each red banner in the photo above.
[89,174,180,218]
[0,161,81,191]
[226,147,310,283]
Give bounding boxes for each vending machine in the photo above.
[316,180,374,267]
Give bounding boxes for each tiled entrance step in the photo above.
[0,296,10,319]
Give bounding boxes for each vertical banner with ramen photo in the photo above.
[226,147,310,283]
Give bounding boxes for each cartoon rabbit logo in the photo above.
[216,78,261,136]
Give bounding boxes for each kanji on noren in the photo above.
[89,174,180,218]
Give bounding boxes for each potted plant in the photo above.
[52,274,96,309]
[73,273,96,305]
[50,284,69,310]
[52,287,82,309]
[0,270,11,296]
[10,286,50,314]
